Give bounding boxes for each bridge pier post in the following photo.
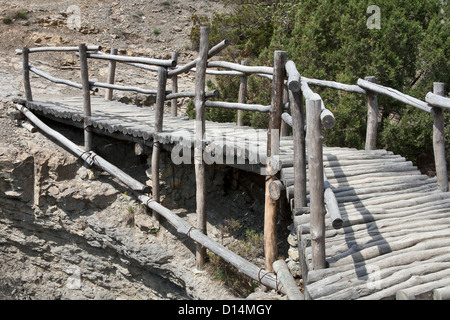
[194,26,210,270]
[105,48,118,101]
[151,67,168,220]
[264,51,286,273]
[78,43,93,152]
[22,47,33,102]
[364,76,378,151]
[306,98,327,270]
[432,82,448,192]
[170,52,179,117]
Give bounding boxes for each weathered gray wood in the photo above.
[320,106,335,130]
[105,48,118,101]
[433,287,450,300]
[289,90,307,209]
[357,79,433,113]
[364,76,379,150]
[22,47,33,101]
[306,97,326,270]
[269,180,285,200]
[205,100,270,112]
[282,112,292,127]
[138,194,284,294]
[151,67,168,220]
[303,77,366,95]
[295,224,310,285]
[285,60,301,92]
[208,61,274,75]
[265,51,286,273]
[29,66,84,90]
[194,26,210,270]
[84,52,176,67]
[323,172,343,229]
[168,39,230,76]
[165,89,219,100]
[281,88,290,137]
[273,260,304,300]
[78,43,93,152]
[15,104,149,193]
[17,120,37,133]
[16,46,101,55]
[396,277,450,300]
[170,52,179,117]
[426,92,450,109]
[90,81,159,95]
[299,81,335,129]
[432,82,448,192]
[237,60,249,126]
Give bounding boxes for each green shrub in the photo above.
[15,10,27,20]
[191,0,450,167]
[2,16,12,24]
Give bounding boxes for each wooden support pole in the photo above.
[22,47,33,102]
[273,260,304,300]
[432,82,448,192]
[306,97,326,270]
[171,52,179,117]
[194,26,210,270]
[365,76,378,151]
[79,43,93,151]
[152,66,168,220]
[237,60,249,126]
[265,50,287,272]
[289,90,307,210]
[105,48,118,101]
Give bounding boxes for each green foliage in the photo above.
[2,16,12,24]
[191,0,449,166]
[14,10,28,20]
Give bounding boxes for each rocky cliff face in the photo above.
[0,124,238,300]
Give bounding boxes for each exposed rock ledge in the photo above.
[0,126,238,300]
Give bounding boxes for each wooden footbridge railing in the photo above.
[15,26,449,299]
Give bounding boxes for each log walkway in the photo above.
[22,95,450,300]
[14,28,450,299]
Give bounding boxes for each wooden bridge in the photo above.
[14,27,450,300]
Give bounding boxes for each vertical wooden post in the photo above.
[152,66,168,219]
[264,50,286,272]
[105,48,118,101]
[306,98,326,270]
[194,26,210,270]
[79,43,93,151]
[171,52,179,117]
[432,82,448,192]
[237,60,248,126]
[22,47,33,102]
[289,89,307,210]
[365,76,378,151]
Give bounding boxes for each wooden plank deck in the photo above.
[24,95,450,300]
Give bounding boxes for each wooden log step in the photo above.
[306,242,450,288]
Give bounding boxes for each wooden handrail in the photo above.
[15,45,102,55]
[29,65,97,92]
[426,92,450,110]
[83,52,176,67]
[357,78,433,113]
